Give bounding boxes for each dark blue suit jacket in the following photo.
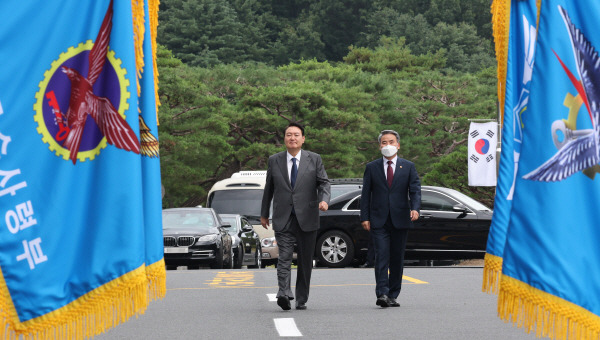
[360,157,421,229]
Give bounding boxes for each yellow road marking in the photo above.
[403,275,429,284]
[171,274,428,290]
[205,271,255,287]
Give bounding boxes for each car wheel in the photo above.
[316,230,355,268]
[249,245,262,269]
[165,265,177,270]
[187,265,200,270]
[234,246,243,269]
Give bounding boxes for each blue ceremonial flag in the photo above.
[484,0,538,294]
[139,0,166,300]
[0,1,164,338]
[497,0,600,337]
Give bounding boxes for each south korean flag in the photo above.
[468,122,498,186]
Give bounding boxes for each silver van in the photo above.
[206,171,278,266]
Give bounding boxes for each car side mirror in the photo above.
[242,224,253,232]
[221,223,232,229]
[452,204,468,213]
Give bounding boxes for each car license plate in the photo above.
[164,247,188,253]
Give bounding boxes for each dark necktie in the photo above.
[387,160,394,187]
[291,158,298,188]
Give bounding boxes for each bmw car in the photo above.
[163,208,233,270]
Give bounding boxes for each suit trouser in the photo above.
[371,216,409,299]
[274,214,317,304]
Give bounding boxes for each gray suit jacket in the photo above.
[261,150,330,232]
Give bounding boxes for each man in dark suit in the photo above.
[360,130,421,308]
[261,122,330,311]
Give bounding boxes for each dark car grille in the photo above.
[164,236,196,247]
[178,236,195,246]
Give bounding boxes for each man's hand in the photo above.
[361,221,370,231]
[260,217,270,229]
[319,201,328,211]
[410,210,420,221]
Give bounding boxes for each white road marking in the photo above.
[267,293,277,302]
[274,318,302,337]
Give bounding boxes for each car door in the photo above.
[319,194,369,255]
[410,189,483,251]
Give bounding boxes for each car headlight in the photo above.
[198,234,218,242]
[261,237,277,247]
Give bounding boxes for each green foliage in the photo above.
[157,0,494,68]
[158,0,275,67]
[358,11,494,72]
[157,39,498,208]
[345,37,446,73]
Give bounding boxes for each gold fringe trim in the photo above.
[149,0,161,117]
[1,265,149,339]
[491,0,511,123]
[482,253,503,295]
[145,259,166,302]
[132,0,145,97]
[499,274,600,339]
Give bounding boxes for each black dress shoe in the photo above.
[359,262,374,268]
[295,302,307,310]
[388,298,400,307]
[277,296,291,311]
[376,295,390,308]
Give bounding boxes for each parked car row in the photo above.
[316,185,492,267]
[162,208,262,270]
[165,173,492,269]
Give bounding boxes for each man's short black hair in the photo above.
[284,122,305,136]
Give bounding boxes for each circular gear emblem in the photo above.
[33,40,130,162]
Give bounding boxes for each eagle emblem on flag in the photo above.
[524,6,600,182]
[33,0,141,164]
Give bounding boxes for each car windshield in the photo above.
[209,189,263,219]
[445,189,492,211]
[220,216,239,235]
[162,210,218,233]
[330,185,361,199]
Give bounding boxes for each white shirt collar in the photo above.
[383,155,398,165]
[287,151,301,163]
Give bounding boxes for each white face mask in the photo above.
[381,145,398,158]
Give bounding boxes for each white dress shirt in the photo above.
[287,151,301,182]
[382,155,398,181]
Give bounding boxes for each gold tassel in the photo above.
[498,274,600,339]
[138,114,160,157]
[1,266,149,339]
[149,0,161,122]
[132,0,145,96]
[482,253,503,294]
[146,259,167,302]
[491,0,512,123]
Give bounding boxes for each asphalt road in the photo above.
[100,266,531,340]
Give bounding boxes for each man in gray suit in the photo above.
[261,122,330,311]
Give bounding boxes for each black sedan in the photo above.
[219,214,262,269]
[316,186,493,268]
[163,208,233,270]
